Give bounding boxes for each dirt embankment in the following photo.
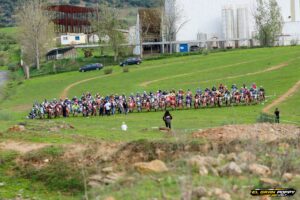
[192,123,300,143]
[1,123,299,166]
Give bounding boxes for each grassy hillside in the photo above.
[0,47,300,199]
[1,46,300,134]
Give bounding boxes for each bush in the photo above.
[202,49,209,56]
[7,63,19,72]
[290,39,298,46]
[23,146,64,162]
[17,160,84,193]
[0,150,18,165]
[0,110,12,121]
[0,57,5,66]
[123,66,129,73]
[16,146,84,193]
[104,68,113,75]
[256,113,275,123]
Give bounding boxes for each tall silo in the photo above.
[222,6,236,48]
[291,0,296,21]
[197,32,208,48]
[237,7,250,47]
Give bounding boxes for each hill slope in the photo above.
[0,47,300,199]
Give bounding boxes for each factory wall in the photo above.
[166,0,300,43]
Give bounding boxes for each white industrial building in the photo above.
[164,0,300,48]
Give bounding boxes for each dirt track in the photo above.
[140,61,253,87]
[263,80,300,113]
[182,62,289,85]
[60,73,119,99]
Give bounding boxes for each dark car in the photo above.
[79,63,103,72]
[119,57,142,67]
[190,45,200,52]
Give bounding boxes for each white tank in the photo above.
[197,32,207,41]
[163,0,300,45]
[222,6,236,48]
[222,7,235,40]
[197,32,208,47]
[237,7,250,46]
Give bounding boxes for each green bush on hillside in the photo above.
[256,113,275,123]
[23,146,64,162]
[104,68,113,75]
[123,66,129,73]
[16,146,84,193]
[17,160,84,193]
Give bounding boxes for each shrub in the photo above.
[104,68,113,75]
[256,113,275,123]
[202,49,209,55]
[0,150,18,165]
[123,66,129,73]
[0,57,5,66]
[17,160,84,193]
[290,39,298,46]
[23,146,64,162]
[0,110,12,121]
[7,63,19,72]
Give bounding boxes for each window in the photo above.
[63,36,68,40]
[75,36,80,41]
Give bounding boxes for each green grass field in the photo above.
[1,46,300,133]
[0,46,300,199]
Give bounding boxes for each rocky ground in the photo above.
[1,123,300,200]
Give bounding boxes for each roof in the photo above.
[47,5,95,13]
[46,46,74,56]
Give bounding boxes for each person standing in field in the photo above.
[104,101,111,116]
[274,108,280,123]
[163,111,173,129]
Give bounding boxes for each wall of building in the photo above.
[166,0,300,43]
[166,0,257,41]
[60,34,87,45]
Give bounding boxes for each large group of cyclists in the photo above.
[28,83,265,119]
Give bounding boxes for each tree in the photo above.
[92,3,109,56]
[16,0,55,75]
[163,0,188,53]
[254,0,283,46]
[92,3,125,61]
[138,8,161,58]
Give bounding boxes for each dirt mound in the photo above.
[192,123,300,143]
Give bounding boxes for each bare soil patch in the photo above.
[0,140,49,154]
[192,123,300,143]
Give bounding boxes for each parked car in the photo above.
[119,57,142,67]
[190,45,200,52]
[79,63,103,72]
